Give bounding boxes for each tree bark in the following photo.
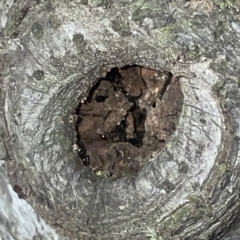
[1,0,240,239]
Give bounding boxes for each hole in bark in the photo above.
[74,65,183,179]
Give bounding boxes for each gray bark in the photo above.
[1,0,240,239]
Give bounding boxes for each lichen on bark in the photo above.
[1,0,240,239]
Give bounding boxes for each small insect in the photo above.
[76,139,90,165]
[82,155,90,166]
[76,139,85,151]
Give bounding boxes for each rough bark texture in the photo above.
[1,0,240,239]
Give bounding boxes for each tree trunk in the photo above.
[1,0,240,239]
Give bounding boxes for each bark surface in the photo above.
[1,0,240,239]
